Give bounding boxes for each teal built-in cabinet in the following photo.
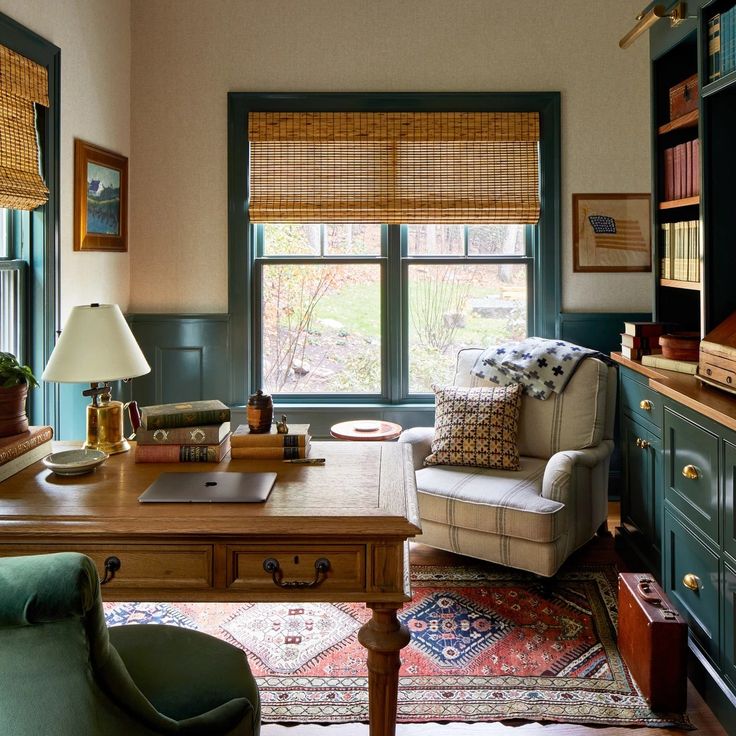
[615,2,736,729]
[614,356,736,733]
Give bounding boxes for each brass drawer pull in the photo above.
[682,464,699,480]
[639,399,653,411]
[263,557,330,589]
[682,573,701,592]
[100,555,121,585]
[635,437,650,449]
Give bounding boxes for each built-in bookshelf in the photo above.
[652,30,701,332]
[701,0,736,332]
[652,1,736,336]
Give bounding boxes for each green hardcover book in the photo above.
[140,400,231,430]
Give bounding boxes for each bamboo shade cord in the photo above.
[0,44,49,210]
[249,111,540,224]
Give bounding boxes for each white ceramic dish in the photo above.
[42,449,109,476]
[353,421,381,432]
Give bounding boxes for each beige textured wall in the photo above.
[129,0,652,315]
[0,0,131,323]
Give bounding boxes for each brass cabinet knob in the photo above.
[682,573,700,592]
[682,464,699,480]
[639,399,653,411]
[635,437,650,449]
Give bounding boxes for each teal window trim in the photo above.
[0,11,60,429]
[228,92,561,407]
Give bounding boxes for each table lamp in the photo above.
[42,303,151,454]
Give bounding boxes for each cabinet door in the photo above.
[724,560,736,690]
[664,407,720,545]
[621,414,662,574]
[725,441,736,563]
[663,509,720,666]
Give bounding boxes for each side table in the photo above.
[330,420,403,441]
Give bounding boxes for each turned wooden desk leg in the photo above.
[358,603,410,736]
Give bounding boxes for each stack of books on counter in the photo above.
[0,425,54,482]
[620,321,665,361]
[231,423,310,459]
[134,400,231,463]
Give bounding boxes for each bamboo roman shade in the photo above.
[248,111,540,224]
[0,43,49,210]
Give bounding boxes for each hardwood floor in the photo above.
[262,504,727,736]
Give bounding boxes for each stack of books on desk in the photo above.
[0,425,53,482]
[134,400,231,463]
[620,321,666,361]
[231,423,311,459]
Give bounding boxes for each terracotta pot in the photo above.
[0,382,29,437]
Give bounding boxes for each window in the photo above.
[0,208,27,358]
[255,222,531,398]
[228,93,560,408]
[0,18,60,429]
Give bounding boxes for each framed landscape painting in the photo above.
[74,139,128,252]
[572,193,651,272]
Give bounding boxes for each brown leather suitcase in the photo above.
[618,572,688,712]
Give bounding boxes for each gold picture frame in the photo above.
[572,193,651,272]
[74,139,128,252]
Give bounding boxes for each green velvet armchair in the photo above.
[0,552,260,735]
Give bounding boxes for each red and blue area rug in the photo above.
[104,561,691,729]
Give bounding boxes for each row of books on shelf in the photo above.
[131,399,311,463]
[660,221,700,283]
[662,141,699,201]
[708,8,736,83]
[0,425,54,482]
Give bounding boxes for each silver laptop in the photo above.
[138,471,277,503]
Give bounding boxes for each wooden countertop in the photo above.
[611,352,736,432]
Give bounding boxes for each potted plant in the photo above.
[0,352,39,437]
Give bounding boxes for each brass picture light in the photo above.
[619,1,689,49]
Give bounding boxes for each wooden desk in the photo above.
[0,440,420,736]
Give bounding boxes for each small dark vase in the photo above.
[247,389,273,433]
[0,382,29,437]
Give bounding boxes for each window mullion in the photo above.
[386,224,402,402]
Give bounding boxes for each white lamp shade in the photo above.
[42,304,151,383]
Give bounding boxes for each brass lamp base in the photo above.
[84,397,130,454]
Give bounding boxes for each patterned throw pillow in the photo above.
[424,383,522,470]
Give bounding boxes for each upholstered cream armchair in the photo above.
[399,347,617,577]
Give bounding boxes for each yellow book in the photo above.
[231,440,311,459]
[230,423,310,448]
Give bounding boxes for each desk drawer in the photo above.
[0,544,213,590]
[621,372,662,429]
[664,407,719,544]
[227,544,366,593]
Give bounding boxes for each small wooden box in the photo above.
[669,74,699,121]
[698,311,736,393]
[618,573,688,713]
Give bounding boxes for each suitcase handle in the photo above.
[636,579,662,605]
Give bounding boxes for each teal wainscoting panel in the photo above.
[127,315,231,408]
[559,312,652,354]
